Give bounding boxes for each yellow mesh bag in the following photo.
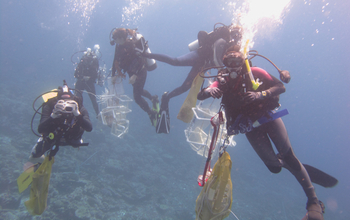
[195,152,233,220]
[25,156,54,215]
[177,73,204,123]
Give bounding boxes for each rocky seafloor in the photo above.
[0,83,347,220]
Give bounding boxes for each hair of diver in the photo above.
[230,210,240,220]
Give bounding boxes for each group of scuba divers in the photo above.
[25,22,338,219]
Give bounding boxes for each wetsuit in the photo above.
[112,39,155,116]
[74,54,100,116]
[31,96,92,158]
[144,27,234,104]
[197,67,319,204]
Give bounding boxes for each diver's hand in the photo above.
[51,104,65,119]
[205,87,223,99]
[70,101,81,116]
[129,75,137,84]
[111,75,118,85]
[243,91,264,104]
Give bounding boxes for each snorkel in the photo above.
[244,40,261,90]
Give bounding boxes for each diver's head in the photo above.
[57,80,74,100]
[229,25,243,45]
[223,47,245,78]
[84,47,92,56]
[111,28,128,45]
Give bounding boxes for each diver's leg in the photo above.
[245,127,283,173]
[132,71,152,114]
[266,118,324,220]
[146,50,200,66]
[166,61,204,102]
[29,136,52,163]
[85,81,99,116]
[74,79,84,100]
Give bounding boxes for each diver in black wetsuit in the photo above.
[197,48,330,220]
[29,82,92,163]
[143,23,242,133]
[110,28,159,126]
[74,48,100,116]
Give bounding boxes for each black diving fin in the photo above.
[156,92,170,134]
[303,164,338,188]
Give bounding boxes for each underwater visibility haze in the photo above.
[0,0,349,219]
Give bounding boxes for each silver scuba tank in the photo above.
[135,33,157,71]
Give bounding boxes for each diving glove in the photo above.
[51,103,65,118]
[206,87,223,99]
[71,101,81,116]
[129,75,137,84]
[243,91,269,104]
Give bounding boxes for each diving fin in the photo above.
[17,163,40,193]
[151,95,160,127]
[156,92,170,134]
[303,164,338,188]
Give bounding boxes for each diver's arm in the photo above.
[145,50,199,67]
[252,67,285,97]
[197,81,222,100]
[111,46,123,77]
[74,63,83,79]
[76,106,92,132]
[266,74,286,97]
[38,103,55,134]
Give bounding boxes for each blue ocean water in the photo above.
[0,0,349,219]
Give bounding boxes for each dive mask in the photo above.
[223,51,244,68]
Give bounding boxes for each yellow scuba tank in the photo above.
[134,33,157,71]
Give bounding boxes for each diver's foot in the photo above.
[28,154,45,164]
[148,110,158,127]
[302,199,325,220]
[151,95,159,111]
[160,92,170,110]
[71,139,84,148]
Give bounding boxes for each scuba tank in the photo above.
[188,39,199,51]
[134,33,157,71]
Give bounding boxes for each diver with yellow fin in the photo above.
[197,43,337,220]
[17,80,92,215]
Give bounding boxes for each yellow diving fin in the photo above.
[177,73,204,123]
[42,89,58,102]
[17,164,37,193]
[25,156,54,215]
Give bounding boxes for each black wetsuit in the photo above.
[74,54,100,116]
[31,96,92,158]
[112,39,155,115]
[197,67,318,202]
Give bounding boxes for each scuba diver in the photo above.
[197,47,337,220]
[29,80,92,163]
[143,23,242,134]
[74,45,101,116]
[110,27,159,127]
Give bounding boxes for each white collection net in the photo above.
[97,77,133,138]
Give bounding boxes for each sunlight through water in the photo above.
[225,0,291,48]
[122,0,156,26]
